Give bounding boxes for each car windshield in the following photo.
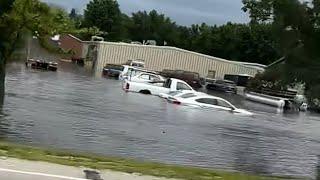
[168,91,182,96]
[217,99,235,109]
[179,93,197,99]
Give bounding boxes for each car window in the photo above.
[149,75,160,81]
[180,93,197,99]
[216,80,224,84]
[164,79,172,88]
[139,74,150,80]
[224,81,235,85]
[130,70,142,77]
[177,82,192,90]
[196,98,218,105]
[217,99,234,109]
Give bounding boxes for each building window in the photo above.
[207,70,216,79]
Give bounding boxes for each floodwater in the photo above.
[1,62,320,179]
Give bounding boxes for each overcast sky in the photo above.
[41,0,249,25]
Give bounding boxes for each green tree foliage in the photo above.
[0,0,74,105]
[127,10,179,46]
[81,0,279,64]
[121,9,279,64]
[69,8,83,29]
[243,0,320,108]
[0,0,14,15]
[69,8,77,19]
[0,0,15,105]
[83,0,122,40]
[179,22,279,64]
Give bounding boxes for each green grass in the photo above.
[0,141,296,180]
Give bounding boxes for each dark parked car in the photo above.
[102,64,124,78]
[160,69,202,89]
[206,79,237,94]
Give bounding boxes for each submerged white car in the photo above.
[159,91,203,99]
[168,94,253,116]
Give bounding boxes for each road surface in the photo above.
[0,157,177,180]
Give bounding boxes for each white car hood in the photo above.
[233,109,253,116]
[159,93,169,99]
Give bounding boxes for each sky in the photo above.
[41,0,249,25]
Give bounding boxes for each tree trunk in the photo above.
[0,56,5,108]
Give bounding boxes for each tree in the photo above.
[128,10,179,46]
[243,0,320,108]
[69,8,83,28]
[0,0,15,106]
[69,8,77,19]
[0,0,73,105]
[84,0,122,40]
[242,0,274,23]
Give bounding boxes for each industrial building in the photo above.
[60,34,266,79]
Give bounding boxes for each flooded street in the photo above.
[1,62,320,178]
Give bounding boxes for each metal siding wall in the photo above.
[95,42,261,78]
[184,53,188,70]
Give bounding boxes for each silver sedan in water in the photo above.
[168,94,253,116]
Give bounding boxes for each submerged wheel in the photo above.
[139,90,151,95]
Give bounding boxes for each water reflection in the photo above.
[1,62,320,179]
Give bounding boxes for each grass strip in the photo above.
[0,141,297,180]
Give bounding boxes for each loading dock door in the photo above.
[207,70,216,79]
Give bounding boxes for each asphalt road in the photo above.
[0,158,176,180]
[0,168,86,180]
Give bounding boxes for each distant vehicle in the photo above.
[159,90,205,99]
[124,60,145,68]
[224,74,253,87]
[123,78,195,96]
[300,103,308,112]
[119,65,158,80]
[102,64,124,78]
[168,94,253,116]
[160,69,202,89]
[129,72,165,83]
[206,79,237,94]
[26,59,58,71]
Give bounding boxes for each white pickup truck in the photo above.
[123,78,195,96]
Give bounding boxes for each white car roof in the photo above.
[190,94,229,101]
[187,95,237,109]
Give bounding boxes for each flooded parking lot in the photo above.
[1,62,320,178]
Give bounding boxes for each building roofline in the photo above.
[267,57,286,68]
[65,34,84,42]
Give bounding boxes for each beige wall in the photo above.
[95,42,264,78]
